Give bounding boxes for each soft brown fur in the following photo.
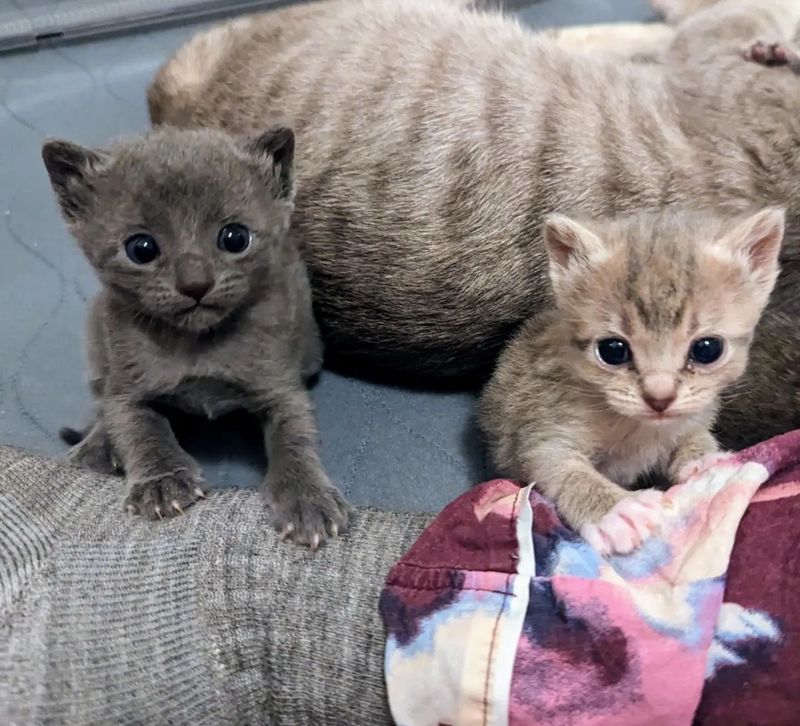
[148,0,800,446]
[479,208,784,552]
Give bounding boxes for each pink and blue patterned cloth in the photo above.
[380,430,800,725]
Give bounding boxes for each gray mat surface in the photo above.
[0,1,653,512]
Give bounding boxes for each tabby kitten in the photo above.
[42,127,348,548]
[479,208,784,554]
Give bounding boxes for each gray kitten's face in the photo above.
[42,126,295,332]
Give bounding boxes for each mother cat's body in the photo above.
[150,0,800,447]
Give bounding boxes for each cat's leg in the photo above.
[667,428,723,482]
[62,418,121,476]
[102,396,207,519]
[668,0,800,59]
[548,23,676,61]
[524,443,667,556]
[256,383,348,549]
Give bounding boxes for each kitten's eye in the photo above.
[217,223,251,254]
[596,338,632,366]
[689,337,724,365]
[124,234,160,264]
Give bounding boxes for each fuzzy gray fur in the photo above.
[146,0,800,448]
[41,127,348,547]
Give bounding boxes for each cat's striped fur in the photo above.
[149,0,800,444]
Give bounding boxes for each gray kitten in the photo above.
[42,126,348,548]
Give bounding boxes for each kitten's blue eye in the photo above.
[124,234,159,264]
[689,337,724,365]
[597,338,632,366]
[217,223,251,254]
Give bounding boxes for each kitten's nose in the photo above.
[177,279,212,302]
[641,373,677,413]
[643,394,676,413]
[175,254,214,302]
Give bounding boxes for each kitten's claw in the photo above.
[744,39,800,71]
[268,473,350,550]
[125,470,207,521]
[581,489,666,556]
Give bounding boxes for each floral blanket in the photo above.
[380,430,800,726]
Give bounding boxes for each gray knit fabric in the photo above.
[0,446,431,724]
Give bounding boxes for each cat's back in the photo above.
[150,0,540,128]
[149,0,696,378]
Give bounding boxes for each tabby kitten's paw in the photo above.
[125,470,208,520]
[677,450,731,483]
[581,489,666,556]
[744,40,800,71]
[267,474,350,550]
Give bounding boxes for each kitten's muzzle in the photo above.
[177,279,213,302]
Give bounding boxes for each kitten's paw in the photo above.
[65,431,120,476]
[267,476,350,550]
[744,40,800,70]
[581,490,665,556]
[125,470,208,520]
[678,451,730,483]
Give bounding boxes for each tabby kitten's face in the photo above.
[543,209,784,424]
[42,126,295,333]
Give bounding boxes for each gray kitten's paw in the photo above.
[267,476,350,550]
[125,470,208,520]
[65,430,120,476]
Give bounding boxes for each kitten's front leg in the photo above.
[257,384,348,549]
[102,396,207,519]
[525,444,666,556]
[63,417,121,476]
[667,428,722,483]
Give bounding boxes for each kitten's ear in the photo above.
[543,214,608,297]
[244,126,295,200]
[41,139,106,222]
[721,207,785,298]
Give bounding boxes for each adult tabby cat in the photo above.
[149,0,800,447]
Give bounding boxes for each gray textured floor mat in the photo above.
[0,1,653,512]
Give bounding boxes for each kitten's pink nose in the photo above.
[641,374,677,413]
[643,394,676,413]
